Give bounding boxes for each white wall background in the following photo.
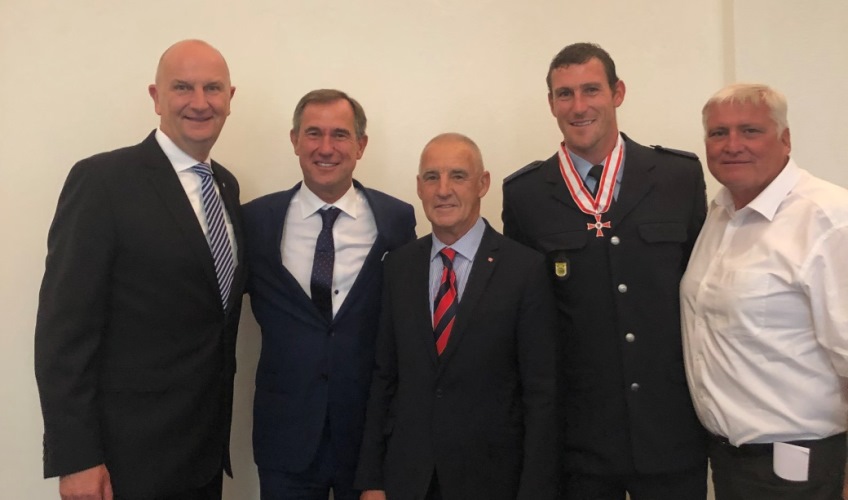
[1,0,845,498]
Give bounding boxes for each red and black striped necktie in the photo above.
[433,248,457,355]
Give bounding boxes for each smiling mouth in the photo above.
[570,119,595,127]
[316,162,337,168]
[184,116,212,123]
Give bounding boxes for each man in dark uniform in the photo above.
[502,42,708,500]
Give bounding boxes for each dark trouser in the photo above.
[709,432,846,500]
[559,466,707,500]
[116,470,223,500]
[258,422,358,500]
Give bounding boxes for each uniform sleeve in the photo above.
[515,253,559,500]
[684,161,708,266]
[34,161,115,477]
[502,183,529,247]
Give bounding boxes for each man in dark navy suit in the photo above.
[242,89,416,500]
[502,42,709,500]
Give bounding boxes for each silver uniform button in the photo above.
[631,383,640,392]
[610,236,620,245]
[618,284,628,293]
[625,333,635,342]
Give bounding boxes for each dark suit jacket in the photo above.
[34,131,246,497]
[502,134,708,475]
[243,180,416,474]
[355,224,559,500]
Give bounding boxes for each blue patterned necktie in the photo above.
[311,207,341,321]
[192,163,234,309]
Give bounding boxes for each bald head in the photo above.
[155,39,230,86]
[148,39,235,162]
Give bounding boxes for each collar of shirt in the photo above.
[155,128,211,172]
[430,217,486,264]
[713,158,801,221]
[568,132,626,191]
[295,182,359,220]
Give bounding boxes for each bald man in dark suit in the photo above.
[35,39,244,499]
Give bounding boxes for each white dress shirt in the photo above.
[281,183,377,317]
[155,129,238,262]
[681,159,848,445]
[428,217,485,316]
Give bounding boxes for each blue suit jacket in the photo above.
[243,180,416,473]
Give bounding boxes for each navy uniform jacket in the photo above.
[243,180,415,474]
[502,133,708,475]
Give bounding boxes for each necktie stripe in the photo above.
[192,163,234,309]
[433,248,458,355]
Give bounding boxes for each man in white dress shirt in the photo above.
[681,82,848,499]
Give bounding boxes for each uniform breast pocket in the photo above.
[538,230,588,282]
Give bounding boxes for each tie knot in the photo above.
[319,207,342,228]
[192,163,213,178]
[588,164,604,182]
[439,247,456,268]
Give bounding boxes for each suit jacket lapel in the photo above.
[142,133,221,301]
[410,236,441,367]
[437,224,499,368]
[610,136,656,226]
[264,183,323,319]
[336,181,386,321]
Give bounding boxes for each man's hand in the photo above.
[361,489,387,500]
[59,464,113,500]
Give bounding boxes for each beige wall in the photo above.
[1,0,844,497]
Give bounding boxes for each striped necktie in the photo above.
[192,163,234,309]
[433,248,457,355]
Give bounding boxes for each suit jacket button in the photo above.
[321,373,329,381]
[630,382,640,392]
[435,388,444,398]
[610,236,621,245]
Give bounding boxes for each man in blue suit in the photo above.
[243,89,416,500]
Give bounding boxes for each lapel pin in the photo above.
[487,257,494,263]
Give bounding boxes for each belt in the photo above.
[709,432,847,458]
